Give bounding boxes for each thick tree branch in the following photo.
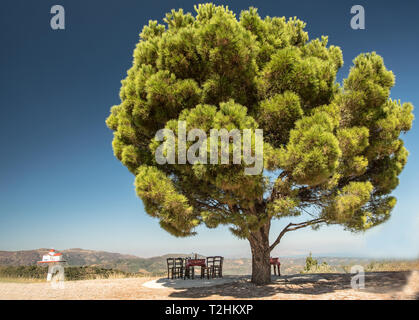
[269,223,292,252]
[269,218,325,252]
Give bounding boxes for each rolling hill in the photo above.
[0,248,413,275]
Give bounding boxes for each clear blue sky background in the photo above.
[0,0,417,258]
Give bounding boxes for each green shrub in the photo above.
[301,253,336,273]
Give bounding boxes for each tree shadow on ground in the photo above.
[168,272,410,299]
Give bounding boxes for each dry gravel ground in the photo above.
[0,271,417,300]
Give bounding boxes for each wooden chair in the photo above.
[174,258,184,279]
[207,256,224,278]
[167,258,184,279]
[167,258,174,279]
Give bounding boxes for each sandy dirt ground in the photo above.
[0,271,418,300]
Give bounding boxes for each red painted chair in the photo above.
[270,257,281,276]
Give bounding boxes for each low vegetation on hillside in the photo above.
[301,253,337,273]
[300,253,419,274]
[0,265,139,281]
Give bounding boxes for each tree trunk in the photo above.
[248,223,271,285]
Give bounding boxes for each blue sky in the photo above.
[0,0,418,258]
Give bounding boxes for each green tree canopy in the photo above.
[106,4,414,284]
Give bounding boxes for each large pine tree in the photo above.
[106,4,414,284]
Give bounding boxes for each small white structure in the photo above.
[37,249,66,282]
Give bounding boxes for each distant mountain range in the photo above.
[0,248,375,275]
